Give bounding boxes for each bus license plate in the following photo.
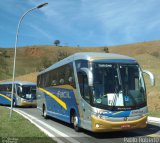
[121,124,131,129]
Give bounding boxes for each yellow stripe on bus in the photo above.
[52,85,75,90]
[39,88,67,110]
[0,93,11,101]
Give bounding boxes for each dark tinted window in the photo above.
[75,60,88,72]
[0,84,12,92]
[37,62,76,88]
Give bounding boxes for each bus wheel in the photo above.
[43,105,47,119]
[13,100,16,107]
[72,112,80,132]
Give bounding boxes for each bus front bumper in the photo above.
[21,101,37,107]
[91,115,147,132]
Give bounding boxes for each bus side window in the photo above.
[68,76,73,87]
[63,62,76,88]
[5,84,12,92]
[51,80,57,86]
[60,79,64,85]
[0,85,2,91]
[0,85,5,92]
[17,85,22,96]
[78,72,90,103]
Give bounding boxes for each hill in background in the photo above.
[0,40,160,117]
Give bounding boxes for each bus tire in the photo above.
[71,111,80,132]
[13,100,16,107]
[43,104,48,119]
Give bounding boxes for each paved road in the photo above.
[15,107,160,143]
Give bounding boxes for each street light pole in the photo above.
[9,3,48,118]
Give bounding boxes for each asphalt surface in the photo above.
[15,107,160,143]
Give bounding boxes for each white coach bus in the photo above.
[0,81,37,107]
[37,52,155,132]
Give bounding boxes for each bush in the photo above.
[150,52,160,58]
[56,50,69,61]
[37,57,52,71]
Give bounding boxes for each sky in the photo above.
[0,0,160,48]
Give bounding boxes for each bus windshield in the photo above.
[18,85,36,100]
[92,62,146,110]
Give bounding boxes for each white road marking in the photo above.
[13,108,80,143]
[13,109,65,143]
[11,107,160,142]
[148,116,160,124]
[146,134,160,138]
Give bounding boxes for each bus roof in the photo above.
[38,52,136,75]
[0,81,36,86]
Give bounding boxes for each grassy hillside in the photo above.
[0,45,104,80]
[0,40,160,117]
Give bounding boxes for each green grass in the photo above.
[148,111,160,118]
[0,106,55,143]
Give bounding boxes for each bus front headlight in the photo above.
[92,111,109,120]
[92,111,101,118]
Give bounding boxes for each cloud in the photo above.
[1,0,160,47]
[27,23,53,40]
[75,0,160,45]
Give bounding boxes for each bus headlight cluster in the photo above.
[95,123,103,128]
[92,112,100,118]
[92,112,108,120]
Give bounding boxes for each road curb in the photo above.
[148,116,160,124]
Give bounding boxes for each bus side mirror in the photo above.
[80,68,93,86]
[143,70,155,86]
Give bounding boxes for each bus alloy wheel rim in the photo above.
[74,116,78,127]
[44,108,46,116]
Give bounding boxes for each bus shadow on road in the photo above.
[82,124,160,139]
[44,115,73,128]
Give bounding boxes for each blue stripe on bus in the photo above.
[41,87,80,125]
[0,92,16,105]
[0,96,11,105]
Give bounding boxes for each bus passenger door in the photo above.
[78,72,92,130]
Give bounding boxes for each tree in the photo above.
[103,47,109,53]
[54,40,60,46]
